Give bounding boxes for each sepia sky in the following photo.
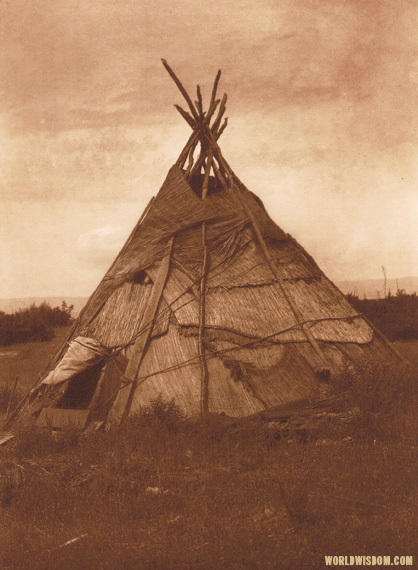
[1,0,417,298]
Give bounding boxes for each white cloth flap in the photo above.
[42,337,111,386]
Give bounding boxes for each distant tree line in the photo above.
[0,301,74,346]
[346,291,418,341]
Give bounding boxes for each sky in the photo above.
[1,0,417,298]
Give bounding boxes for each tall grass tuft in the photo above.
[0,382,22,414]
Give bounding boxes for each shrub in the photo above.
[0,301,74,346]
[334,362,418,442]
[346,292,418,341]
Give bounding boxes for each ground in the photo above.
[0,331,417,569]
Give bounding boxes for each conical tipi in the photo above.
[12,62,402,428]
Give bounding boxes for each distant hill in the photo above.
[0,276,417,315]
[0,297,88,317]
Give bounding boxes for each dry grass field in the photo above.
[0,332,417,569]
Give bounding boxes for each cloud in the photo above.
[1,122,188,202]
[2,0,416,135]
[77,224,126,267]
[1,0,417,297]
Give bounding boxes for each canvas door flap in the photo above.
[42,337,111,386]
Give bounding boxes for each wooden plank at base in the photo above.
[36,408,91,429]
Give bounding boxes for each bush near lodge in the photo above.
[0,301,74,346]
[346,291,418,342]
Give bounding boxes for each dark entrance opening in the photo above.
[57,362,105,410]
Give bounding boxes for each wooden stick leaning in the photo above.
[6,375,19,420]
[196,85,203,117]
[161,59,200,121]
[198,220,210,413]
[185,141,199,176]
[162,62,225,413]
[239,193,329,370]
[174,105,196,129]
[211,93,227,133]
[195,71,221,411]
[216,118,228,139]
[196,124,330,371]
[108,237,174,424]
[198,150,213,412]
[209,69,222,110]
